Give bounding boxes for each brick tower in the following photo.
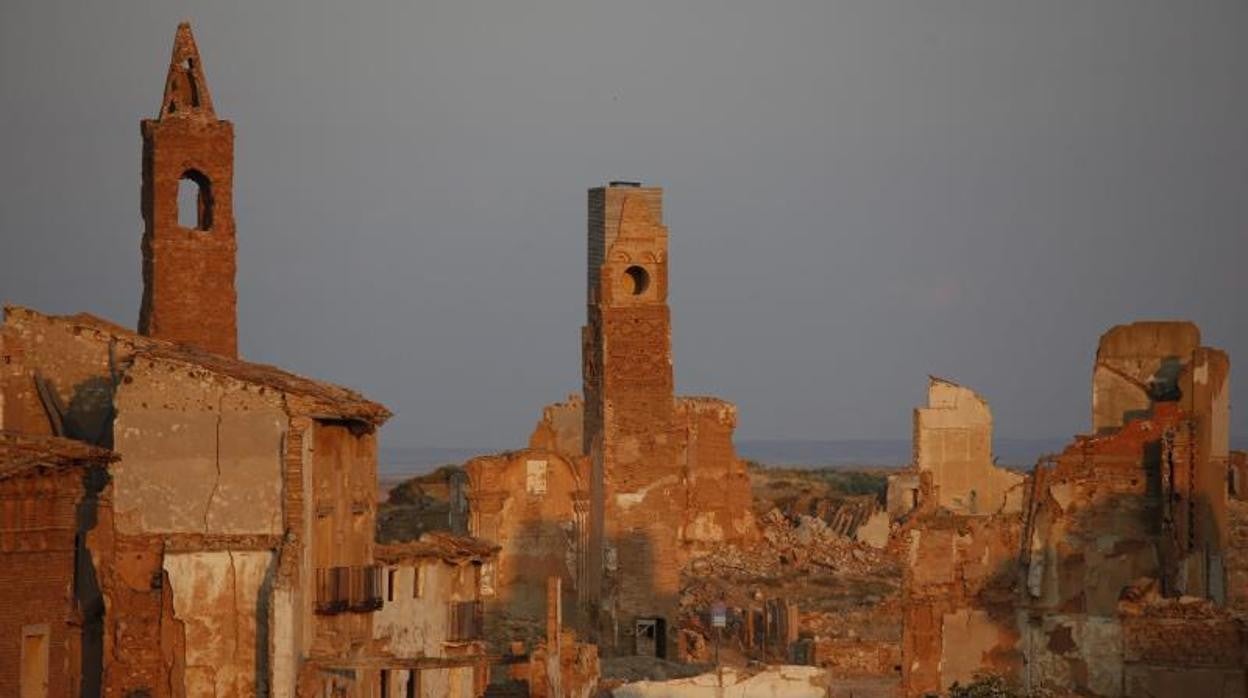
[138,23,237,357]
[582,182,686,654]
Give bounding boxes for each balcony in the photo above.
[448,600,484,641]
[315,565,384,614]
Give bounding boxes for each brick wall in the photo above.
[0,469,85,697]
[137,24,237,357]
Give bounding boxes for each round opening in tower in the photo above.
[624,265,650,296]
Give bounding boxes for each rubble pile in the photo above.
[687,508,897,585]
[680,503,903,676]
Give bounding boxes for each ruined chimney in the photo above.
[138,22,238,357]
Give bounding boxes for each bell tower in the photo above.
[582,182,683,653]
[138,22,237,357]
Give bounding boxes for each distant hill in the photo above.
[378,446,503,478]
[734,438,1071,470]
[380,436,1248,479]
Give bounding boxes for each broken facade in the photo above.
[1,295,390,698]
[0,24,482,698]
[0,434,114,698]
[500,578,601,698]
[466,184,756,660]
[911,377,1024,516]
[896,379,1025,696]
[1019,322,1243,696]
[898,322,1247,697]
[372,534,498,697]
[465,404,591,648]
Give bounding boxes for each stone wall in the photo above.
[900,513,1022,696]
[466,448,588,644]
[912,378,1023,516]
[112,354,286,536]
[678,398,755,545]
[0,466,99,697]
[163,550,276,696]
[1017,322,1244,696]
[1229,497,1248,611]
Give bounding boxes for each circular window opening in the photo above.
[624,266,650,296]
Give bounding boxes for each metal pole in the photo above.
[716,626,722,688]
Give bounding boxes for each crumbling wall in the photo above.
[163,551,275,697]
[529,397,585,457]
[886,471,921,520]
[0,467,94,697]
[1229,496,1248,611]
[612,665,828,697]
[1230,451,1248,501]
[310,421,378,656]
[112,354,286,535]
[1017,322,1244,696]
[912,377,1023,515]
[1119,598,1246,697]
[1092,322,1200,433]
[900,513,1022,696]
[1022,415,1174,619]
[0,306,131,443]
[465,449,588,644]
[372,558,478,658]
[899,379,1027,696]
[678,398,756,545]
[516,578,601,698]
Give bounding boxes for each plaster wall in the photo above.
[113,356,285,536]
[466,450,584,642]
[372,559,479,658]
[163,550,275,698]
[913,378,1022,515]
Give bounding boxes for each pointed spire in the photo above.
[158,22,215,119]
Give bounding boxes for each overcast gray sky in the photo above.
[2,1,1245,449]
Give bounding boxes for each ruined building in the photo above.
[373,534,499,697]
[1019,322,1242,696]
[896,322,1248,697]
[893,378,1027,695]
[0,24,500,698]
[466,183,756,658]
[0,433,115,697]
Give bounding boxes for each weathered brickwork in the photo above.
[0,434,113,698]
[138,23,238,357]
[911,378,1024,516]
[465,443,590,647]
[899,322,1246,698]
[582,184,755,655]
[0,24,416,698]
[465,184,755,662]
[899,512,1023,696]
[1229,497,1248,611]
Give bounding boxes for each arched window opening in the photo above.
[624,265,650,296]
[184,58,201,108]
[177,170,213,231]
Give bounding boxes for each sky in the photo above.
[1,1,1245,450]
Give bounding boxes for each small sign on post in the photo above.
[711,601,727,629]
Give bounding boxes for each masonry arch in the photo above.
[177,169,213,231]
